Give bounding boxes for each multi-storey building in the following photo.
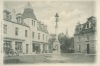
[74,16,96,54]
[3,3,49,55]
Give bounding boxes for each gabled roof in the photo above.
[74,16,96,35]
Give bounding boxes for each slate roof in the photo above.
[74,16,96,35]
[22,9,37,20]
[22,3,37,20]
[3,10,10,14]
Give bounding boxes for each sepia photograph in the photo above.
[1,0,98,65]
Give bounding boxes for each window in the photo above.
[3,24,7,34]
[9,15,12,21]
[25,30,28,37]
[6,14,9,20]
[15,27,18,36]
[32,20,33,25]
[78,35,80,41]
[38,33,40,40]
[46,35,48,41]
[89,22,91,28]
[86,35,89,41]
[15,42,22,53]
[34,21,35,26]
[87,23,89,28]
[79,45,81,52]
[32,32,34,38]
[4,41,12,53]
[43,34,44,40]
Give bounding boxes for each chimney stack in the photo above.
[11,9,16,22]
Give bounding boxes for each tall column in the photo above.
[55,13,59,39]
[53,13,61,53]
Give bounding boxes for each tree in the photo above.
[58,33,74,53]
[48,34,56,53]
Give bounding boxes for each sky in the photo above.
[4,0,95,37]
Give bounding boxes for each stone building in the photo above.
[74,16,96,54]
[3,3,49,55]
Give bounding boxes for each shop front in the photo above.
[32,43,40,54]
[3,41,12,54]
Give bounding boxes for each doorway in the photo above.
[87,44,89,54]
[26,44,28,54]
[79,45,81,52]
[32,43,35,52]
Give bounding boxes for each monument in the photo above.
[45,13,68,61]
[52,13,61,54]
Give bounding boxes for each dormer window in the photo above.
[3,10,10,21]
[89,22,91,28]
[16,13,23,24]
[87,23,89,29]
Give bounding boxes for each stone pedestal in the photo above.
[53,36,60,54]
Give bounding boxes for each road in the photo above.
[4,53,96,64]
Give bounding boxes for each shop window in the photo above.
[3,41,12,53]
[15,42,22,53]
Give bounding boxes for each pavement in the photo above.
[4,53,96,64]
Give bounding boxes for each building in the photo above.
[3,3,49,55]
[74,16,96,54]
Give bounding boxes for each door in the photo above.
[32,44,35,52]
[87,44,89,54]
[79,45,81,52]
[26,44,28,54]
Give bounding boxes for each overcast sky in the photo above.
[4,1,95,37]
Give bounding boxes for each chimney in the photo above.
[11,9,16,22]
